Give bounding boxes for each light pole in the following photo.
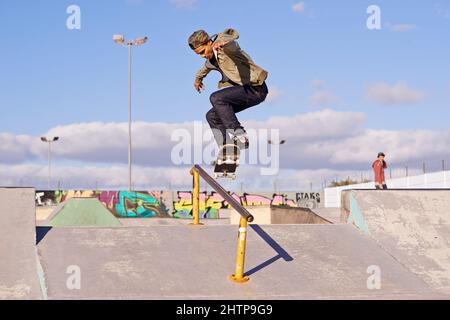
[113,34,148,191]
[41,136,60,190]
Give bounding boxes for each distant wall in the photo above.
[35,190,171,218]
[35,190,324,218]
[325,171,450,208]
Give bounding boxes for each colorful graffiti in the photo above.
[241,194,297,207]
[172,192,300,219]
[173,192,224,219]
[36,190,322,219]
[296,192,321,209]
[115,191,167,218]
[36,190,169,218]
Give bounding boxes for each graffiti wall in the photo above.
[172,192,302,219]
[35,190,169,218]
[36,190,323,219]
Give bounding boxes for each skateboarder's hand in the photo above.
[195,82,205,93]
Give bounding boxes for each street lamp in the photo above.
[113,34,148,191]
[268,139,286,145]
[41,136,60,190]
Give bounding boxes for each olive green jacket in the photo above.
[194,28,268,89]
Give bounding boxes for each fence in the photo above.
[7,155,450,193]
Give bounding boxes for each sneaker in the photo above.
[233,129,249,150]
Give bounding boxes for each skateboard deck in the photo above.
[213,144,240,179]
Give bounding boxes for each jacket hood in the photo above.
[214,28,240,43]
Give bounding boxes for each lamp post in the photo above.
[113,34,148,191]
[41,136,60,190]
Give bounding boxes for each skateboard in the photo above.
[213,144,240,179]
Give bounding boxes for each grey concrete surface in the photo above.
[342,190,450,295]
[37,224,445,300]
[118,218,230,227]
[0,188,44,300]
[310,207,342,224]
[230,206,331,225]
[270,206,331,224]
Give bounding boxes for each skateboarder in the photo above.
[372,152,388,189]
[188,28,269,149]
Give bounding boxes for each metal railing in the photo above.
[190,164,254,283]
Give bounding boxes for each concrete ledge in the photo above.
[0,188,44,300]
[230,205,331,225]
[340,189,450,295]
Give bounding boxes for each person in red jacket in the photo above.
[372,152,388,189]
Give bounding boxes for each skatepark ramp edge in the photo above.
[340,189,450,295]
[0,188,47,300]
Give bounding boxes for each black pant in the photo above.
[206,82,269,146]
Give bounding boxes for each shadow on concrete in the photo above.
[36,227,52,245]
[246,224,294,276]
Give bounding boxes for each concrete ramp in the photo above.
[37,224,442,299]
[310,207,341,224]
[43,201,67,224]
[229,206,332,225]
[49,198,121,227]
[0,188,45,299]
[341,190,450,294]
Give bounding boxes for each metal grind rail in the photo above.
[190,165,254,283]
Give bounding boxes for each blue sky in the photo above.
[1,0,449,134]
[0,0,449,190]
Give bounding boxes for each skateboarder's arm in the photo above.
[195,65,212,86]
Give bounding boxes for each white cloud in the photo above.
[0,109,363,166]
[367,82,426,105]
[220,166,367,191]
[0,163,366,191]
[2,109,450,190]
[272,127,450,173]
[323,129,450,165]
[246,109,366,141]
[0,133,35,164]
[170,0,198,8]
[43,121,178,165]
[292,2,305,14]
[0,163,191,190]
[386,23,417,32]
[309,91,337,106]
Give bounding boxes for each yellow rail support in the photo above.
[229,216,250,283]
[190,165,254,283]
[189,168,203,226]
